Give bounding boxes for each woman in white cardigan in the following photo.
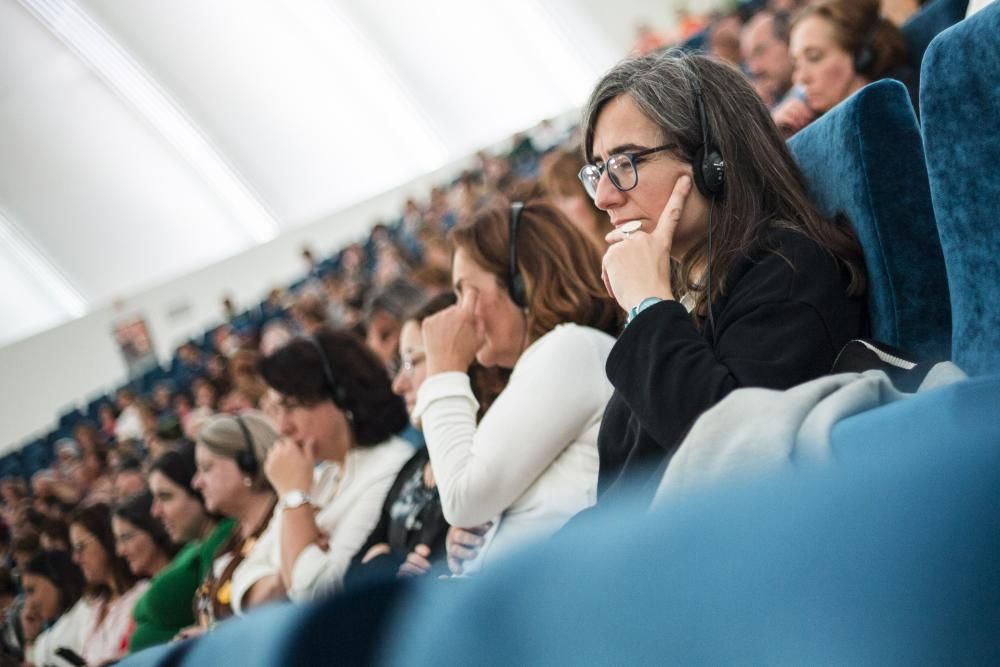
[252,328,413,600]
[416,199,621,570]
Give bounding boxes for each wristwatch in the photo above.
[626,297,664,325]
[280,489,312,511]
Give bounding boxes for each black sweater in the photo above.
[596,227,867,505]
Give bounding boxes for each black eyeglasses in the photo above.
[578,143,678,200]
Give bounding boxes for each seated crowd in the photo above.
[0,0,983,664]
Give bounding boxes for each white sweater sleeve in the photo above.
[413,326,608,527]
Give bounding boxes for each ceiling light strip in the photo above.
[0,207,87,317]
[20,0,282,244]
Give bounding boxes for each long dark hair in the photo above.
[23,551,86,619]
[583,51,866,321]
[113,492,179,559]
[68,503,139,599]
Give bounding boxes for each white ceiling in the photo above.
[0,0,695,348]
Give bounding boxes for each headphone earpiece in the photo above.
[307,336,349,409]
[508,202,527,308]
[853,18,881,75]
[853,45,875,74]
[689,71,725,200]
[233,416,258,477]
[693,145,725,199]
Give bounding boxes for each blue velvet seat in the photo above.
[902,0,969,71]
[920,2,1000,375]
[788,79,950,361]
[126,373,1000,666]
[382,374,1000,666]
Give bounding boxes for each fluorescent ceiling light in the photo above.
[19,0,282,244]
[0,207,87,317]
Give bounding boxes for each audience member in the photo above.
[579,51,867,506]
[112,458,147,502]
[12,533,40,572]
[363,279,427,373]
[69,503,148,664]
[775,0,910,135]
[539,149,608,249]
[0,567,19,663]
[114,388,146,443]
[417,199,620,572]
[73,447,115,505]
[112,493,177,579]
[630,23,667,56]
[53,438,82,479]
[741,10,795,106]
[881,0,927,25]
[349,293,462,583]
[140,443,234,651]
[39,518,70,552]
[96,402,119,443]
[255,329,413,599]
[708,12,745,64]
[191,413,281,623]
[21,551,90,667]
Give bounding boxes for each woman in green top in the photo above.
[126,442,234,652]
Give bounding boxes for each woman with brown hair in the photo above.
[580,50,866,505]
[417,199,621,571]
[539,148,607,249]
[773,0,911,135]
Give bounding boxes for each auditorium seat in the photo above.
[0,454,23,480]
[381,372,1000,665]
[57,407,86,433]
[920,1,1000,375]
[20,439,52,478]
[901,0,970,71]
[788,79,950,361]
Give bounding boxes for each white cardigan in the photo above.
[28,598,94,667]
[412,323,615,565]
[231,437,412,611]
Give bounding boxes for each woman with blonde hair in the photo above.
[191,412,281,625]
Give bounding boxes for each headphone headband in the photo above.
[306,336,348,407]
[681,56,725,199]
[233,415,258,477]
[508,202,527,308]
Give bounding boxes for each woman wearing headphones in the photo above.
[253,329,414,599]
[773,0,910,135]
[418,200,621,571]
[190,412,280,625]
[583,51,868,506]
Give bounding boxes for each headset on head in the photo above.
[508,201,527,308]
[233,415,258,477]
[679,54,723,342]
[853,18,882,74]
[305,336,349,409]
[684,59,725,201]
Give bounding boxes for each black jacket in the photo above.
[346,447,449,584]
[597,227,867,505]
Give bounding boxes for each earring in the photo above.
[243,478,253,487]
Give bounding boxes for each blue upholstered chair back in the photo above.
[902,0,970,71]
[788,79,950,361]
[921,2,1000,375]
